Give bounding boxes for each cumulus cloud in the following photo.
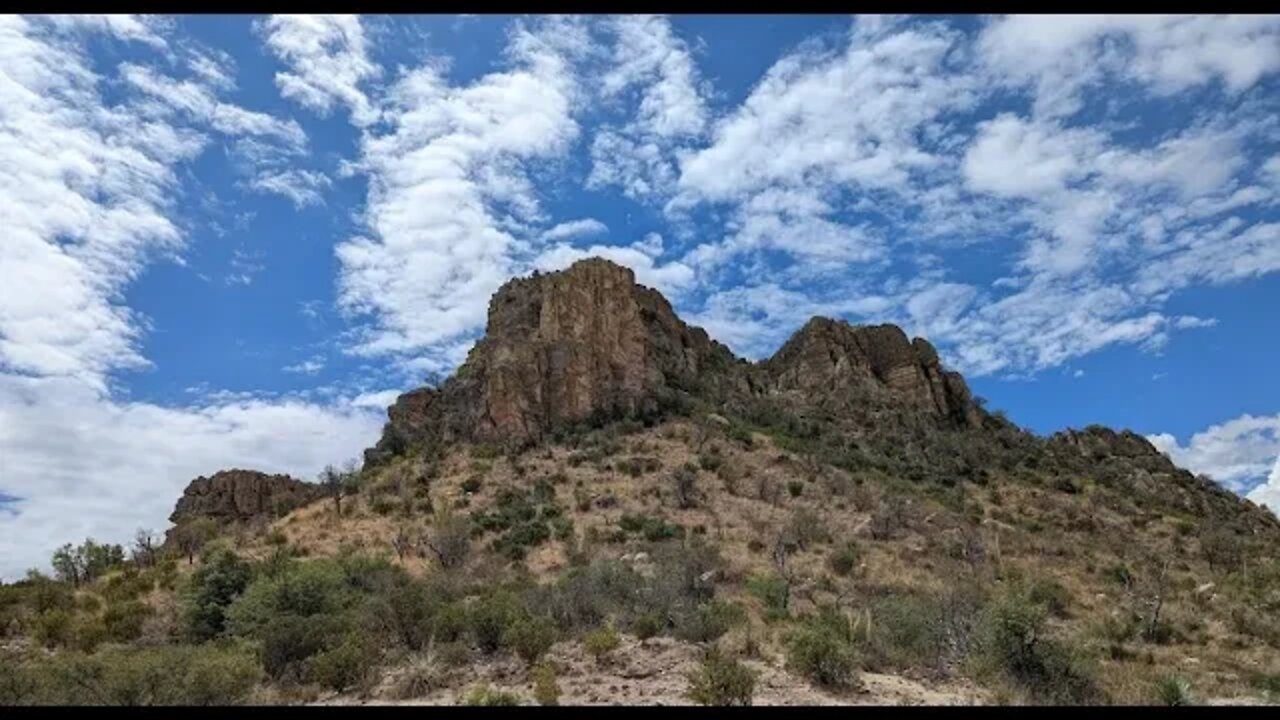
[0,376,384,580]
[335,16,592,366]
[539,218,609,242]
[260,14,381,127]
[0,16,386,579]
[1147,414,1280,494]
[250,169,332,207]
[588,15,709,203]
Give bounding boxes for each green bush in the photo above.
[687,648,757,706]
[506,615,557,665]
[975,590,1101,704]
[828,541,861,576]
[12,643,261,705]
[532,662,560,706]
[469,591,521,655]
[33,608,74,648]
[1154,674,1193,706]
[631,612,665,640]
[181,546,251,642]
[308,635,378,692]
[675,600,746,643]
[462,682,522,705]
[787,616,859,689]
[583,624,620,664]
[746,573,790,620]
[103,600,151,643]
[259,614,334,681]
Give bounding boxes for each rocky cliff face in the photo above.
[169,469,321,525]
[763,317,981,428]
[365,258,982,467]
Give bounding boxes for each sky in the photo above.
[2,13,1279,579]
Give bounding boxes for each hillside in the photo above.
[3,258,1279,706]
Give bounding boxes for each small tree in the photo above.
[173,517,219,565]
[421,508,471,570]
[391,524,416,562]
[131,529,161,569]
[673,464,699,510]
[51,539,126,586]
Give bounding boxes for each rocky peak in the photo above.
[764,317,981,428]
[365,259,742,465]
[169,469,321,525]
[365,258,981,467]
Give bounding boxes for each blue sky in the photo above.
[2,14,1279,579]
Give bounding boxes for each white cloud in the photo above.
[0,375,384,581]
[979,15,1280,119]
[283,356,326,375]
[0,16,204,388]
[260,14,381,127]
[1246,456,1280,514]
[250,169,332,207]
[588,15,709,203]
[1147,413,1280,493]
[533,242,695,298]
[539,218,608,242]
[336,16,591,362]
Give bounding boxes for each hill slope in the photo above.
[3,258,1278,707]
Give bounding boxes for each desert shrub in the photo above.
[673,464,700,509]
[746,573,790,620]
[506,615,558,665]
[687,648,757,706]
[697,450,723,473]
[469,591,522,655]
[532,662,560,706]
[863,593,950,672]
[462,682,522,706]
[674,600,746,643]
[868,496,907,540]
[15,643,261,705]
[786,507,828,549]
[1154,674,1193,706]
[619,513,681,542]
[71,616,108,652]
[974,589,1101,704]
[583,624,620,664]
[1024,575,1072,618]
[258,614,335,681]
[787,481,804,498]
[103,600,151,643]
[828,541,861,576]
[33,608,74,648]
[225,559,353,638]
[423,508,472,570]
[631,612,665,640]
[460,476,483,494]
[308,635,379,692]
[181,546,251,642]
[787,614,859,689]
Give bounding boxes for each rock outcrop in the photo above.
[365,258,982,467]
[169,469,321,525]
[763,317,981,428]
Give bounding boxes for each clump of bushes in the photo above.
[619,513,682,542]
[532,663,560,706]
[462,682,522,706]
[687,648,757,706]
[786,609,859,689]
[583,624,620,664]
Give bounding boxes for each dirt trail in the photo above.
[319,635,986,706]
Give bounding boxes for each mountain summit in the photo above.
[365,257,983,467]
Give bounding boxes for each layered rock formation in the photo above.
[365,258,983,467]
[763,317,981,428]
[169,469,321,525]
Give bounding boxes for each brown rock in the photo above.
[364,257,981,467]
[169,469,321,525]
